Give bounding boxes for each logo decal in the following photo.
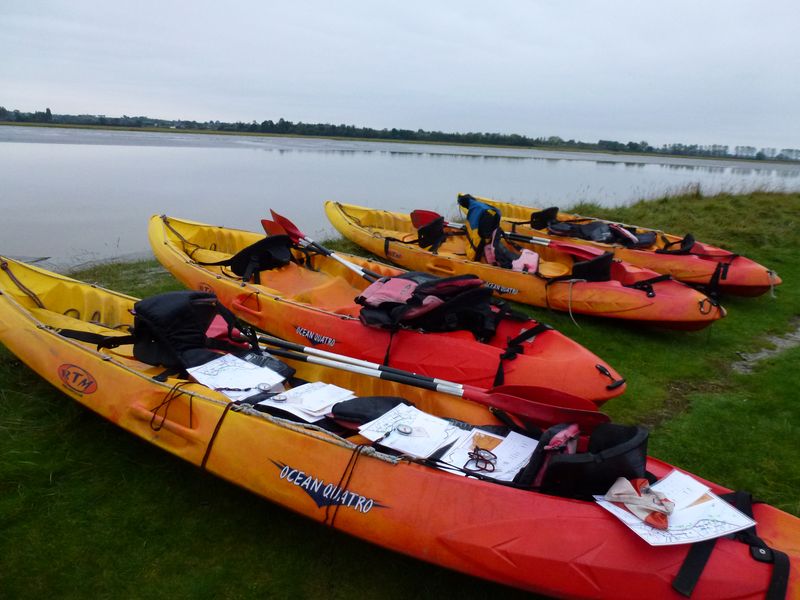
[485,282,519,295]
[58,364,98,394]
[273,460,384,513]
[295,325,336,347]
[387,249,402,260]
[197,282,214,294]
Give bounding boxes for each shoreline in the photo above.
[2,121,796,167]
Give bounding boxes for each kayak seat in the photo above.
[290,279,362,316]
[191,247,233,266]
[537,260,571,278]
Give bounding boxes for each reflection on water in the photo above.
[1,125,798,269]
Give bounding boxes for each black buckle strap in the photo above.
[493,323,551,386]
[625,274,672,297]
[56,328,135,349]
[672,491,790,599]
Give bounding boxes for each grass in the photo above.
[1,190,798,597]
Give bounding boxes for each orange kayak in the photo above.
[466,193,781,297]
[0,256,796,599]
[149,215,625,404]
[325,201,726,330]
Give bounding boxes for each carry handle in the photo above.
[231,296,262,317]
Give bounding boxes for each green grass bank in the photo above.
[0,190,798,598]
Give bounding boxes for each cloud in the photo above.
[1,0,797,147]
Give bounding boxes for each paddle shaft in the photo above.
[261,345,608,431]
[297,237,380,283]
[270,209,382,282]
[435,218,557,248]
[258,334,463,391]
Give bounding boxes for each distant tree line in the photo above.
[1,105,798,162]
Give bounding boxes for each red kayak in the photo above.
[149,214,626,404]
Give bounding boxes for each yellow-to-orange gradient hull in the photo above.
[325,201,726,330]
[469,194,781,297]
[0,256,796,599]
[149,214,625,404]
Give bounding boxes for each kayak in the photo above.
[325,201,726,330]
[465,193,781,297]
[0,256,796,599]
[149,214,626,404]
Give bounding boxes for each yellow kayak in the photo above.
[464,193,781,296]
[325,201,726,330]
[1,256,796,599]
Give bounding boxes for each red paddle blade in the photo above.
[410,209,443,229]
[261,219,287,236]
[548,241,605,260]
[270,210,305,244]
[481,391,609,432]
[490,384,601,411]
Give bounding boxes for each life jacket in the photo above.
[513,422,649,499]
[459,195,542,273]
[457,194,503,261]
[355,271,499,340]
[548,221,657,248]
[128,291,264,370]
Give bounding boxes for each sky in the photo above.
[2,0,798,149]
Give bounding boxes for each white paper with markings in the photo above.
[595,470,756,546]
[187,353,284,399]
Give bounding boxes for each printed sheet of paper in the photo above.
[256,382,355,423]
[490,432,539,481]
[359,404,468,459]
[437,430,538,481]
[595,470,756,546]
[650,469,711,511]
[187,354,284,399]
[438,429,505,476]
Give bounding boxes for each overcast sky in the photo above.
[2,1,798,149]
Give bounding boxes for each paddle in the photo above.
[258,333,464,393]
[258,336,609,432]
[410,209,604,260]
[269,210,382,282]
[261,218,287,236]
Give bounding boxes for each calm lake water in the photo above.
[2,125,798,270]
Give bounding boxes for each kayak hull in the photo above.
[472,194,781,297]
[149,215,625,404]
[325,202,725,330]
[0,257,797,599]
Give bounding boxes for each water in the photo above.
[1,125,798,270]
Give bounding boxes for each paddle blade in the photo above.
[549,241,606,260]
[261,219,287,236]
[270,210,305,244]
[490,384,601,411]
[410,209,443,229]
[484,391,609,432]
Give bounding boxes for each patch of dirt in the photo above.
[731,317,800,374]
[639,380,729,430]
